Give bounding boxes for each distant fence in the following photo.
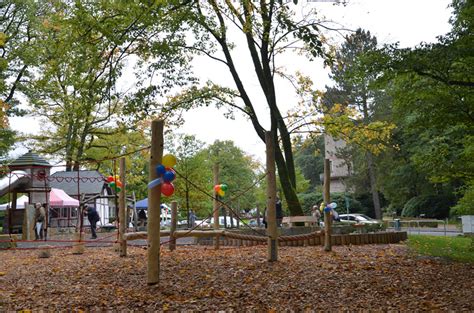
[386,219,461,236]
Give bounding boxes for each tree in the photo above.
[379,0,473,216]
[293,134,325,191]
[322,29,392,219]
[168,134,210,224]
[204,140,258,217]
[137,0,342,216]
[17,1,179,170]
[0,0,45,160]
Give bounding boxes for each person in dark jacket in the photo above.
[276,197,283,227]
[85,205,100,239]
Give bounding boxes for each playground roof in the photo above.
[50,170,106,197]
[136,198,170,210]
[50,188,80,207]
[9,151,52,168]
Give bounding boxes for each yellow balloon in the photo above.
[218,189,225,197]
[162,154,177,168]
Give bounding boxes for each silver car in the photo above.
[339,213,380,225]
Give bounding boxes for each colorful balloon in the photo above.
[106,176,114,182]
[218,189,225,197]
[214,185,221,193]
[162,154,177,168]
[116,181,123,188]
[110,181,116,188]
[329,202,337,209]
[156,164,166,176]
[161,182,175,197]
[163,170,176,182]
[147,177,163,189]
[115,186,121,193]
[220,184,228,192]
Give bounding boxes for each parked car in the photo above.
[194,220,211,228]
[338,214,381,225]
[210,216,240,228]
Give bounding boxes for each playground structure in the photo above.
[0,119,408,287]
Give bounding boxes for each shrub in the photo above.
[401,193,454,219]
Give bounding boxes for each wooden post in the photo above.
[213,163,220,250]
[119,157,127,257]
[323,158,332,252]
[266,131,278,262]
[147,119,164,285]
[169,201,178,251]
[132,192,138,232]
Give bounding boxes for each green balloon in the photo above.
[220,184,228,192]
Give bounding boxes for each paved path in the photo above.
[11,232,196,249]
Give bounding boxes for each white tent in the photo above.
[0,195,29,211]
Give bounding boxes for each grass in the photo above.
[407,234,474,263]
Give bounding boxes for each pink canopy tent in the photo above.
[49,188,79,207]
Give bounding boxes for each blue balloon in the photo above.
[147,177,162,189]
[156,164,166,176]
[324,205,332,213]
[163,170,176,182]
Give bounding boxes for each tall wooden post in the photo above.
[169,201,178,251]
[213,163,220,249]
[266,131,278,262]
[323,158,332,252]
[119,157,127,257]
[132,192,138,232]
[147,119,164,285]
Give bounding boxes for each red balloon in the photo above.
[106,176,114,183]
[214,185,221,192]
[161,182,175,197]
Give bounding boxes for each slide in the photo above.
[0,170,30,198]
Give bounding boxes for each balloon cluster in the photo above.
[323,202,337,213]
[106,175,122,193]
[213,183,228,197]
[148,154,177,197]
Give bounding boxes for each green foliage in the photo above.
[293,135,324,191]
[408,235,474,263]
[202,140,258,215]
[451,182,474,216]
[401,193,454,219]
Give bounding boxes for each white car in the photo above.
[338,214,381,225]
[209,216,240,228]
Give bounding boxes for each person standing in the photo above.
[34,203,46,240]
[85,205,100,239]
[276,197,283,227]
[138,209,147,226]
[311,205,321,224]
[189,210,196,228]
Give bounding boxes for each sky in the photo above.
[9,0,453,164]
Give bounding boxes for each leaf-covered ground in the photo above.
[0,244,473,311]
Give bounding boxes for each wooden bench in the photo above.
[281,216,318,227]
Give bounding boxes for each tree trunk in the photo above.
[361,94,382,219]
[367,152,382,219]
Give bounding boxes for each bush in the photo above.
[401,193,454,219]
